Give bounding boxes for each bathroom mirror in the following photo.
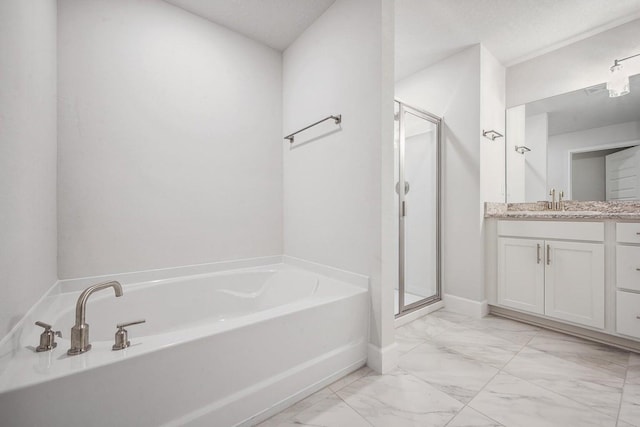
[505,73,640,202]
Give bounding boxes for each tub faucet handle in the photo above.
[35,321,62,352]
[112,319,146,351]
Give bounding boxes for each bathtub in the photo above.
[0,261,369,426]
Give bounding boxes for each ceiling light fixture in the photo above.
[607,53,640,98]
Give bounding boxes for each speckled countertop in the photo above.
[485,201,640,220]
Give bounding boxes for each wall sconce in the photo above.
[514,146,531,154]
[482,129,503,141]
[607,53,640,97]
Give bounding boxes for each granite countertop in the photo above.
[485,201,640,220]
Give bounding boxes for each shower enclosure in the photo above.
[394,100,442,317]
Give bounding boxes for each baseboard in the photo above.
[366,342,398,374]
[443,294,488,318]
[490,305,640,353]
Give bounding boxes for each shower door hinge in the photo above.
[402,201,407,217]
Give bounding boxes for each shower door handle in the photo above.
[402,201,407,217]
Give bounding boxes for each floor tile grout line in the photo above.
[395,319,463,357]
[501,363,624,421]
[295,387,375,427]
[468,317,636,426]
[495,328,626,423]
[328,366,372,394]
[399,317,517,425]
[333,389,376,427]
[400,315,541,421]
[460,325,540,425]
[616,356,630,426]
[463,362,505,422]
[373,367,468,426]
[263,311,637,426]
[443,401,505,427]
[527,330,632,370]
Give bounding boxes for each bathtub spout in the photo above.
[67,281,123,356]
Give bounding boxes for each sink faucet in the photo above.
[548,188,556,210]
[68,281,123,355]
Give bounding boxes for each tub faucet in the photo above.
[68,281,123,356]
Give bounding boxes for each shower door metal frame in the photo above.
[396,99,442,317]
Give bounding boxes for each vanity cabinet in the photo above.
[497,221,605,329]
[615,223,640,339]
[544,241,604,328]
[497,238,544,314]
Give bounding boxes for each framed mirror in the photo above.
[505,73,640,202]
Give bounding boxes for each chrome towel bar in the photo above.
[284,114,342,143]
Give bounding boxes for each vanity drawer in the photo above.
[616,290,640,340]
[498,220,604,241]
[616,223,640,244]
[616,246,640,291]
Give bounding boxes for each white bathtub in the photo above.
[0,262,369,426]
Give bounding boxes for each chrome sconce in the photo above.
[482,129,504,141]
[607,53,640,98]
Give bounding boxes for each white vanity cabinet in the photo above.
[615,223,640,340]
[497,238,544,314]
[544,241,604,328]
[497,221,605,329]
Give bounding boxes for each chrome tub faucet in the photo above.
[68,281,123,356]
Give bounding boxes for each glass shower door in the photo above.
[396,101,441,316]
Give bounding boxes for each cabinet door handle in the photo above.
[536,244,541,264]
[546,244,551,265]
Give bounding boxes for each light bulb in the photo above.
[607,63,630,97]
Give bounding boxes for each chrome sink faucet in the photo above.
[547,188,565,211]
[68,281,123,356]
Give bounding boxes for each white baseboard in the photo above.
[443,294,488,318]
[366,342,398,374]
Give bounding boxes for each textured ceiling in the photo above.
[163,0,335,51]
[162,0,640,81]
[395,0,640,81]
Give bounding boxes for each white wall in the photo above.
[283,0,395,369]
[547,120,640,197]
[396,45,485,302]
[480,46,507,203]
[57,0,283,278]
[571,150,619,201]
[524,113,548,201]
[506,105,526,202]
[507,19,640,107]
[0,0,58,337]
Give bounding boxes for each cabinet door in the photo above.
[545,241,605,328]
[498,237,545,314]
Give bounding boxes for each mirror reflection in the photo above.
[506,73,640,202]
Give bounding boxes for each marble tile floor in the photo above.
[257,309,640,427]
